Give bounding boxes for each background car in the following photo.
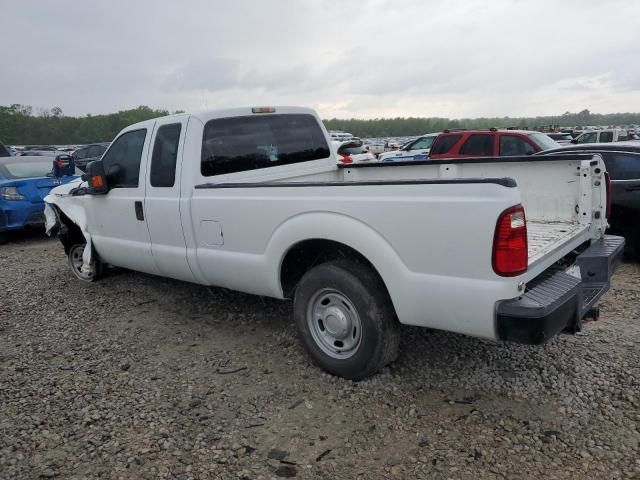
[546,132,574,145]
[72,142,110,171]
[429,129,559,159]
[378,133,439,161]
[0,142,11,157]
[0,155,79,239]
[572,128,628,144]
[333,140,376,164]
[536,142,640,257]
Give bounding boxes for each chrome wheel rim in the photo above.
[69,244,94,281]
[306,289,362,359]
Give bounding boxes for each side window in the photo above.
[87,145,102,158]
[430,135,461,155]
[101,129,147,188]
[499,135,536,156]
[600,131,613,143]
[201,114,330,177]
[74,148,87,159]
[604,152,640,180]
[150,123,182,187]
[459,134,493,156]
[578,132,597,144]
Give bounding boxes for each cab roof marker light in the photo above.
[251,107,276,114]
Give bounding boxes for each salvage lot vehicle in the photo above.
[429,129,560,159]
[333,140,376,164]
[572,128,629,144]
[378,133,439,162]
[45,106,623,380]
[545,132,574,145]
[537,142,640,257]
[72,142,110,171]
[1,142,12,157]
[0,155,78,236]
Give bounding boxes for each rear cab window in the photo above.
[201,114,330,177]
[430,134,462,156]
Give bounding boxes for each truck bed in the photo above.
[527,220,587,264]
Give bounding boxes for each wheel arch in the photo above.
[267,212,407,314]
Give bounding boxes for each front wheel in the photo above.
[68,243,103,282]
[293,260,400,380]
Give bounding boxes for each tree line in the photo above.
[0,104,171,145]
[1,104,640,145]
[324,109,640,138]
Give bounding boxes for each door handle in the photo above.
[625,185,640,192]
[134,201,144,221]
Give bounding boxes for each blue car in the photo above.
[0,155,79,234]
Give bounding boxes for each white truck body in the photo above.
[45,107,624,379]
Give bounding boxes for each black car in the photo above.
[536,142,640,256]
[0,142,10,157]
[72,142,110,171]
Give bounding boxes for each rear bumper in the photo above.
[496,235,625,344]
[0,203,46,232]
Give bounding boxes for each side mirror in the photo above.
[84,160,109,195]
[571,139,578,144]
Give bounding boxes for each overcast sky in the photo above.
[2,0,640,119]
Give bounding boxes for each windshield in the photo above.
[529,133,560,151]
[0,159,54,179]
[548,133,572,141]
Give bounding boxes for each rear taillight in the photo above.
[604,171,611,219]
[492,204,528,277]
[339,153,353,164]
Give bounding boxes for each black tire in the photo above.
[293,259,400,380]
[68,243,103,282]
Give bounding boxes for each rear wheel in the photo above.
[293,260,399,380]
[68,243,103,282]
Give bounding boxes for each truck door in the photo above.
[144,116,194,282]
[86,125,159,275]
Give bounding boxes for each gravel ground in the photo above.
[0,231,638,480]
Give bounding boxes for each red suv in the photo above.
[429,129,559,160]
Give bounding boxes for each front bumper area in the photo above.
[496,235,625,344]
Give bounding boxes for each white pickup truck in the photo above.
[45,106,624,380]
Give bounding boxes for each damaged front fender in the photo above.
[44,180,96,273]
